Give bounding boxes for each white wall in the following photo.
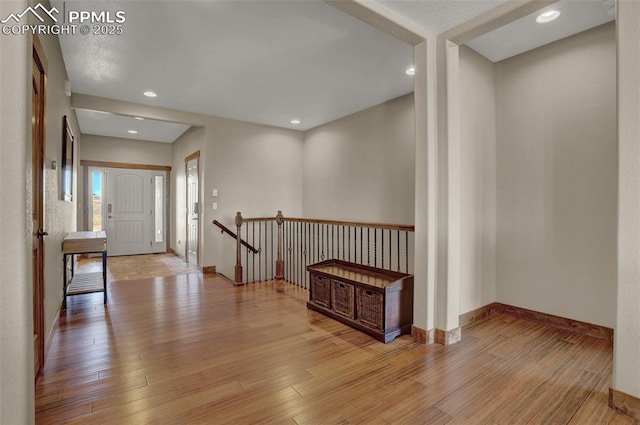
[458,46,497,314]
[81,134,173,166]
[0,1,33,422]
[495,23,617,328]
[302,94,415,224]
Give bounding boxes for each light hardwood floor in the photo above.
[78,253,199,283]
[38,263,636,424]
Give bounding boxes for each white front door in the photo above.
[104,168,165,256]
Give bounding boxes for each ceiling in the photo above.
[466,0,615,62]
[54,0,416,138]
[75,109,191,143]
[375,0,509,35]
[55,0,616,143]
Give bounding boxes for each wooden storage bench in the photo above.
[307,259,413,343]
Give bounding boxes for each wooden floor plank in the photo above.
[35,255,635,424]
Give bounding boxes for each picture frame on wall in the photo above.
[61,115,74,202]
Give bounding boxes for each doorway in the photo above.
[88,166,166,256]
[32,36,47,377]
[185,152,200,266]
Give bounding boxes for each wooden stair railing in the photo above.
[236,211,414,288]
[213,215,259,285]
[212,219,259,254]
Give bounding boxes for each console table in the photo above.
[62,231,107,309]
[307,259,413,343]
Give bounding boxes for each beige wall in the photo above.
[495,23,617,328]
[81,134,173,166]
[302,93,415,224]
[205,119,304,278]
[459,46,497,315]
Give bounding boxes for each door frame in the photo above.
[80,160,171,252]
[32,34,47,378]
[185,151,200,267]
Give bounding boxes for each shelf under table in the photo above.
[66,272,105,295]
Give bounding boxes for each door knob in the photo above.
[36,229,48,238]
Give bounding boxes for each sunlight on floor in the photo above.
[77,253,199,282]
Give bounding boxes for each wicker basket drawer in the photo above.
[331,280,355,319]
[310,274,331,308]
[356,287,384,330]
[307,260,413,343]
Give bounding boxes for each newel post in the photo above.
[275,210,285,292]
[234,211,244,284]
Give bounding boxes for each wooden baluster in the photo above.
[388,229,392,270]
[397,230,401,272]
[405,231,409,273]
[234,211,244,285]
[367,227,370,266]
[382,229,385,269]
[275,211,285,292]
[374,228,377,268]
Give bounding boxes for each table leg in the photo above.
[62,254,67,310]
[103,251,108,304]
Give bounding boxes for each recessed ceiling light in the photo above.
[128,130,138,134]
[536,9,561,24]
[405,67,415,76]
[143,91,157,98]
[290,119,301,125]
[134,117,144,120]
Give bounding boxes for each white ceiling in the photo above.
[375,0,509,35]
[466,0,615,63]
[54,0,415,134]
[75,109,191,143]
[55,0,616,143]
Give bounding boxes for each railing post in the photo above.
[235,211,244,285]
[275,210,285,292]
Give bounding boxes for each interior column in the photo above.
[611,0,640,419]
